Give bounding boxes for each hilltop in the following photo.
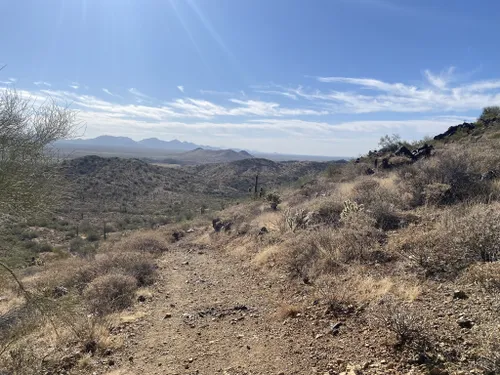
[161,148,254,165]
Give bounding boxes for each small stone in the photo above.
[137,295,146,302]
[457,318,474,329]
[164,313,172,319]
[315,334,324,339]
[108,359,115,366]
[237,334,244,339]
[453,290,468,300]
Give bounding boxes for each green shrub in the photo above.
[70,237,97,258]
[86,232,100,242]
[266,192,282,210]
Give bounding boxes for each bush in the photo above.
[423,183,451,206]
[83,273,137,315]
[463,263,500,292]
[287,212,386,279]
[397,148,493,206]
[316,200,343,225]
[121,233,169,254]
[266,192,282,210]
[351,179,404,230]
[35,242,53,253]
[391,204,500,277]
[372,298,433,352]
[479,106,500,124]
[70,237,97,258]
[86,232,100,242]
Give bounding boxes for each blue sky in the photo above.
[1,0,500,156]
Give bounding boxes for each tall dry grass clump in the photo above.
[83,273,137,315]
[286,211,387,279]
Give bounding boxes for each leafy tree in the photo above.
[378,133,402,152]
[0,89,78,218]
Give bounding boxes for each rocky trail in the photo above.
[95,233,497,375]
[100,238,390,375]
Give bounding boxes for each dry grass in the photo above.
[84,273,137,315]
[276,304,302,320]
[462,262,500,292]
[119,231,169,254]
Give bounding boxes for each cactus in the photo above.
[340,199,364,220]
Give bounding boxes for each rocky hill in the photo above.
[167,148,254,164]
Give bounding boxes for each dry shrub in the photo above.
[478,330,500,375]
[463,263,500,292]
[316,272,393,316]
[83,273,136,315]
[388,156,412,167]
[449,204,500,262]
[315,199,343,225]
[423,183,452,206]
[43,251,156,292]
[391,204,500,278]
[371,297,434,353]
[398,147,495,206]
[276,304,301,320]
[287,212,386,279]
[120,232,169,254]
[351,178,404,230]
[335,162,373,182]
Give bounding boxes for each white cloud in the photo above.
[8,67,500,155]
[0,77,17,85]
[34,81,51,87]
[198,89,234,96]
[424,66,455,90]
[177,85,185,93]
[128,87,151,99]
[69,82,80,89]
[256,69,500,114]
[102,88,122,98]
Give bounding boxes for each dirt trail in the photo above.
[108,241,333,375]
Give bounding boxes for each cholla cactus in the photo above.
[340,199,364,220]
[283,208,309,232]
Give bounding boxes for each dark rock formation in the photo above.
[434,122,475,140]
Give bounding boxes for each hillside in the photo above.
[51,156,335,234]
[1,110,500,375]
[162,148,254,165]
[189,157,338,192]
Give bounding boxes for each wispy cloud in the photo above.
[102,88,122,98]
[128,87,153,103]
[177,85,185,93]
[424,66,455,90]
[256,68,500,114]
[34,81,51,87]
[0,77,17,85]
[69,82,80,89]
[199,89,234,96]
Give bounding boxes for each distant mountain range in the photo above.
[56,135,346,163]
[57,135,220,151]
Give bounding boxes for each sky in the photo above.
[1,0,500,156]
